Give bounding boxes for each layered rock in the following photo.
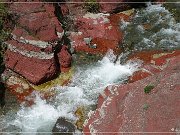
[5,2,72,85]
[83,51,180,134]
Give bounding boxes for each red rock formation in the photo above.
[5,50,58,84]
[129,50,180,82]
[5,2,72,85]
[70,12,131,54]
[83,52,180,134]
[57,45,72,72]
[97,0,130,13]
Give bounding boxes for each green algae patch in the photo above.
[144,84,154,94]
[30,67,75,91]
[143,103,150,110]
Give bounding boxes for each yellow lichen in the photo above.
[153,51,174,59]
[75,107,86,130]
[30,67,75,91]
[121,9,135,16]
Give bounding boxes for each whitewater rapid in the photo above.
[0,50,140,134]
[1,3,180,135]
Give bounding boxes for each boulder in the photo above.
[52,117,75,135]
[57,45,72,70]
[5,50,58,85]
[5,2,67,84]
[83,53,180,134]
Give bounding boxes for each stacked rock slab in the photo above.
[5,2,67,85]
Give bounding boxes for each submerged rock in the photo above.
[52,117,75,135]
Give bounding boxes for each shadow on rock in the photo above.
[52,117,76,135]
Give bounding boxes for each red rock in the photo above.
[129,50,180,82]
[36,25,58,42]
[65,0,85,16]
[50,17,64,34]
[84,54,180,134]
[5,3,69,85]
[60,4,69,16]
[44,4,55,18]
[71,13,130,54]
[5,74,56,105]
[129,70,152,83]
[9,3,44,15]
[128,50,163,64]
[129,64,162,83]
[58,45,72,69]
[12,27,25,38]
[14,3,63,42]
[97,0,130,13]
[5,50,58,85]
[109,12,131,24]
[154,58,167,66]
[18,12,50,33]
[91,38,121,54]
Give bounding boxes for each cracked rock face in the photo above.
[5,2,71,85]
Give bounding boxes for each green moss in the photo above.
[0,3,9,75]
[164,1,180,22]
[0,3,9,41]
[144,84,154,94]
[143,103,149,110]
[84,0,99,13]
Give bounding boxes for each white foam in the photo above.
[11,93,59,135]
[122,4,180,51]
[3,50,140,133]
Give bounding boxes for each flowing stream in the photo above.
[0,3,180,135]
[0,50,140,135]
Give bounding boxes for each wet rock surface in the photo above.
[52,117,75,135]
[1,1,180,134]
[129,50,180,82]
[83,52,180,134]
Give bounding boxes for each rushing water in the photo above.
[122,3,180,51]
[0,50,140,134]
[1,3,180,135]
